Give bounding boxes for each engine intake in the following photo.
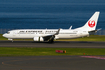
[33,37,44,41]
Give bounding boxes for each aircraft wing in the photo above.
[43,28,60,42]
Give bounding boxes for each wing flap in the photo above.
[43,28,60,42]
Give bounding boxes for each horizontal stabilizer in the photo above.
[88,28,101,33]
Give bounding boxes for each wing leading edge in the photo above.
[43,28,60,42]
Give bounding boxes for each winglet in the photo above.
[69,26,72,30]
[54,28,60,35]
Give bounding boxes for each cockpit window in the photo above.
[7,32,10,34]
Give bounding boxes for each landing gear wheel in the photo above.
[48,39,54,43]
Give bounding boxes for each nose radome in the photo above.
[2,34,6,37]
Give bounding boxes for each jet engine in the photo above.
[33,37,44,41]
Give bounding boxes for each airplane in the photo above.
[3,12,100,43]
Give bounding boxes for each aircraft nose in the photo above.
[2,34,6,37]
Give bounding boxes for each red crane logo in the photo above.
[88,20,95,28]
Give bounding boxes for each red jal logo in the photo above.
[88,20,95,28]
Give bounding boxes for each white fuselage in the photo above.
[3,29,89,39]
[2,12,100,42]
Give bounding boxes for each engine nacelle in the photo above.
[33,37,44,41]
